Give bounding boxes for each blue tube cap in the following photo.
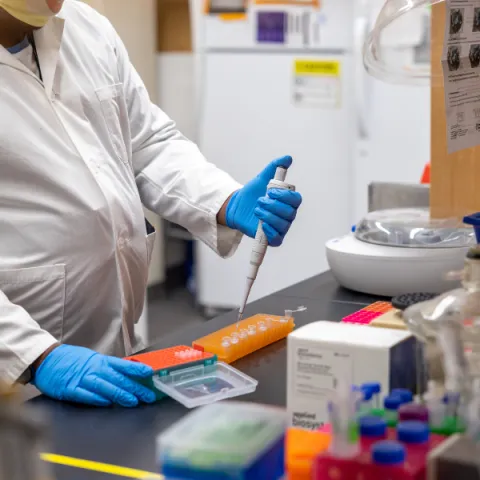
[463,212,480,243]
[397,421,430,444]
[390,388,413,403]
[359,415,387,438]
[384,395,403,411]
[362,382,381,394]
[371,441,405,465]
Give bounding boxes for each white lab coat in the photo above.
[0,0,242,384]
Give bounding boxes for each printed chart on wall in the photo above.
[293,59,341,108]
[442,0,480,153]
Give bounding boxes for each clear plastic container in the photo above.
[355,208,475,249]
[363,0,441,85]
[152,362,258,409]
[157,402,286,479]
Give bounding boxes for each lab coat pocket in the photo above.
[95,84,129,164]
[0,264,66,340]
[146,231,156,266]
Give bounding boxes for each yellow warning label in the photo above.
[294,60,340,76]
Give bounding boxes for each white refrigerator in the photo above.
[192,0,355,310]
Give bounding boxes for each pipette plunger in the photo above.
[237,166,295,327]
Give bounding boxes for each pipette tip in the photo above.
[236,311,244,329]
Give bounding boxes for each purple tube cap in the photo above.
[398,403,429,423]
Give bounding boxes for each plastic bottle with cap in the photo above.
[361,382,381,409]
[390,388,413,404]
[359,386,374,414]
[359,416,387,451]
[328,382,362,458]
[383,395,403,426]
[371,440,406,466]
[397,421,430,445]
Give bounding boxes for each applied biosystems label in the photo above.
[292,411,324,430]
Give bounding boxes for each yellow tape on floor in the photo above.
[41,453,163,479]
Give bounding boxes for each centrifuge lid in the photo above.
[355,208,475,248]
[363,0,442,85]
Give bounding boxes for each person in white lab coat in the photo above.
[0,0,303,406]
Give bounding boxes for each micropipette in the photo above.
[237,166,296,325]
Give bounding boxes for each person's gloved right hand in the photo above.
[33,344,156,407]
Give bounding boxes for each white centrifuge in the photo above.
[326,208,475,297]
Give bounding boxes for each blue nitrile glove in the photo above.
[33,344,156,407]
[225,156,303,247]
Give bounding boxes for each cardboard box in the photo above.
[428,434,480,480]
[287,321,416,430]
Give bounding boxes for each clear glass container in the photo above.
[355,208,475,248]
[363,0,443,85]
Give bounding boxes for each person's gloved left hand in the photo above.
[226,156,302,246]
[33,344,156,407]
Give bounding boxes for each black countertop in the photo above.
[30,272,380,480]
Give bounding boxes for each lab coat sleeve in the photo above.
[108,22,243,258]
[0,291,58,384]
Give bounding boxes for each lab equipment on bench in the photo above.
[157,402,286,480]
[326,208,475,297]
[328,382,362,458]
[314,418,446,480]
[237,166,295,325]
[287,321,416,429]
[341,301,394,325]
[125,346,258,408]
[193,307,306,364]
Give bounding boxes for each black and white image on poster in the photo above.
[470,44,480,67]
[450,8,464,34]
[443,0,480,153]
[448,45,461,70]
[474,7,480,31]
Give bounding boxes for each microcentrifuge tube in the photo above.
[221,336,231,348]
[239,329,248,340]
[247,325,257,336]
[257,321,267,342]
[231,332,240,344]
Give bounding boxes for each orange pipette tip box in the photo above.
[125,345,215,371]
[192,314,295,364]
[286,428,331,480]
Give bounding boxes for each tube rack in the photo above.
[192,313,295,363]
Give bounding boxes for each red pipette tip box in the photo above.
[342,302,393,325]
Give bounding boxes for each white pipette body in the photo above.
[237,167,295,323]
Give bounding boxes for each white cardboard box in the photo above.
[287,321,416,430]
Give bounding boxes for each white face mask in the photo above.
[0,0,63,28]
